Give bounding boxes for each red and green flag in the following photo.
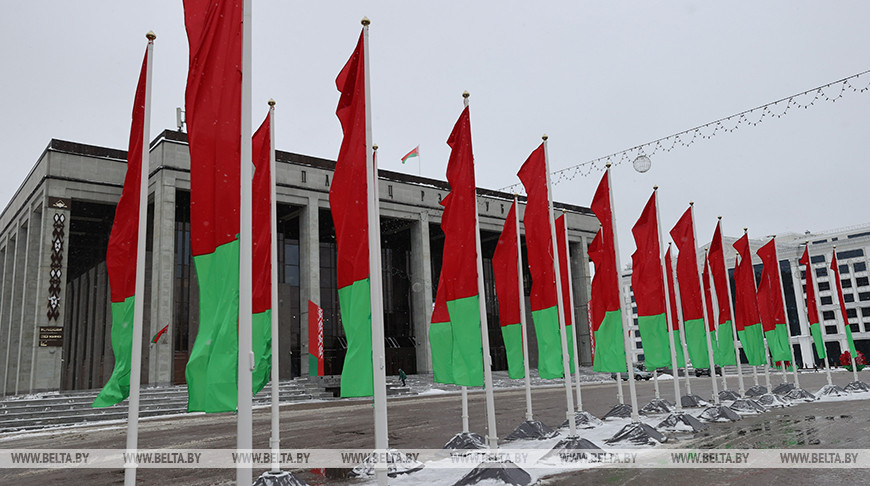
[308,300,325,376]
[251,112,274,394]
[401,145,419,164]
[517,144,570,378]
[665,247,686,368]
[586,170,627,373]
[555,214,576,373]
[492,201,525,379]
[330,30,375,397]
[429,106,485,387]
[629,191,671,369]
[183,0,243,413]
[708,221,737,365]
[430,275,455,384]
[669,208,710,369]
[830,251,858,356]
[800,247,826,359]
[93,45,150,409]
[756,238,791,363]
[702,255,729,364]
[733,234,766,365]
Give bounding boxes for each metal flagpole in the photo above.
[832,246,860,384]
[267,100,281,474]
[238,0,254,482]
[706,250,729,392]
[671,243,694,397]
[771,236,801,389]
[466,92,499,449]
[125,31,154,486]
[362,18,390,486]
[744,229,773,392]
[461,387,470,433]
[655,189,682,410]
[516,196,534,421]
[561,211,585,411]
[605,164,640,423]
[805,243,833,386]
[543,135,577,436]
[717,218,745,395]
[690,204,719,405]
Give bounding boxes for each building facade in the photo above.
[0,130,600,395]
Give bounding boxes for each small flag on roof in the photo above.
[401,145,420,164]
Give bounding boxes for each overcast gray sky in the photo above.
[2,1,869,260]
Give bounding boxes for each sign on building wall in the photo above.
[38,326,63,347]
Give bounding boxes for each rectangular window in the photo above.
[825,325,838,334]
[801,270,806,279]
[861,307,870,317]
[822,310,835,320]
[851,323,860,333]
[816,267,828,277]
[845,294,855,303]
[861,292,870,302]
[812,239,827,245]
[840,264,850,274]
[820,296,833,305]
[811,255,826,263]
[848,231,870,239]
[838,249,865,259]
[855,262,867,272]
[847,308,858,318]
[857,276,869,287]
[818,282,831,291]
[843,279,853,288]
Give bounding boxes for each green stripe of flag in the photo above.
[429,321,454,384]
[765,324,791,362]
[500,323,524,379]
[715,320,737,365]
[738,322,766,365]
[683,318,709,369]
[809,322,826,359]
[186,240,240,413]
[92,297,136,408]
[672,331,686,368]
[637,313,671,369]
[252,310,272,395]
[446,295,484,387]
[531,306,563,378]
[593,309,627,373]
[337,278,373,397]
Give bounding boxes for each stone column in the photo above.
[410,211,433,373]
[0,233,15,395]
[4,221,25,394]
[149,173,176,385]
[572,235,593,365]
[299,195,320,377]
[16,208,41,394]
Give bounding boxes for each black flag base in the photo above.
[744,385,768,397]
[844,381,870,393]
[757,393,791,408]
[253,470,309,486]
[657,412,709,432]
[605,422,667,446]
[603,403,633,419]
[347,449,424,478]
[505,420,558,441]
[817,384,849,397]
[560,410,604,429]
[444,432,487,450]
[729,398,767,415]
[772,382,795,395]
[718,389,741,402]
[699,405,741,423]
[453,458,532,486]
[784,387,817,402]
[640,398,674,415]
[541,436,604,462]
[680,394,708,408]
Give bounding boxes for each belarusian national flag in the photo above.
[183,0,243,413]
[429,275,455,384]
[665,248,686,368]
[669,208,709,369]
[555,214,576,373]
[830,251,858,356]
[701,255,720,361]
[308,300,325,376]
[93,46,149,409]
[434,106,484,387]
[756,238,791,363]
[251,112,274,395]
[586,171,626,373]
[517,144,566,378]
[733,234,766,365]
[330,30,374,397]
[493,201,524,379]
[799,247,826,359]
[630,192,671,369]
[708,221,737,365]
[401,145,419,164]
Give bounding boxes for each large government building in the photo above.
[0,130,600,395]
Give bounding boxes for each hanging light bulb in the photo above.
[633,154,651,173]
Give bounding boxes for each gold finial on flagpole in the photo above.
[653,185,658,190]
[542,134,548,141]
[361,17,371,26]
[373,144,378,151]
[268,99,276,107]
[605,162,611,168]
[462,90,470,99]
[718,216,722,220]
[146,31,156,41]
[689,201,694,206]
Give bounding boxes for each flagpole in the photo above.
[237,0,254,483]
[561,211,584,411]
[716,218,745,395]
[832,247,860,383]
[690,204,720,405]
[654,189,681,410]
[706,251,729,392]
[670,243,694,397]
[805,243,833,386]
[124,31,154,486]
[465,92,499,449]
[543,135,577,435]
[772,236,801,389]
[362,18,390,486]
[745,229,773,392]
[266,100,281,473]
[516,196,534,421]
[605,163,640,423]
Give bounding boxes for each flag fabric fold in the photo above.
[800,248,826,360]
[93,48,149,409]
[669,208,709,369]
[183,0,244,413]
[702,255,723,364]
[251,113,273,395]
[330,30,374,397]
[756,239,791,363]
[630,192,671,369]
[830,251,858,356]
[493,201,524,379]
[308,301,325,376]
[708,222,737,365]
[555,214,576,373]
[665,248,686,368]
[586,171,626,373]
[429,275,455,384]
[401,145,419,164]
[733,234,766,365]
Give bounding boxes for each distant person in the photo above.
[399,368,407,387]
